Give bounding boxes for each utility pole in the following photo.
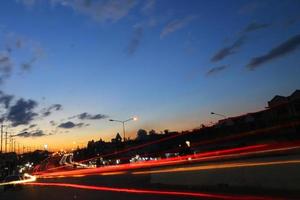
[5,131,8,153]
[9,134,13,153]
[13,140,16,153]
[0,125,3,153]
[10,137,13,152]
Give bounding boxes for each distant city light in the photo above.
[185,141,190,147]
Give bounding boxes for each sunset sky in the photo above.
[0,0,300,151]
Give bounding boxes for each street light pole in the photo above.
[122,122,125,142]
[109,117,138,142]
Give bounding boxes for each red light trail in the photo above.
[41,120,300,173]
[41,131,186,172]
[24,182,281,200]
[34,141,300,178]
[34,144,265,177]
[39,121,300,174]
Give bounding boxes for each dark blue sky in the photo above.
[0,0,299,150]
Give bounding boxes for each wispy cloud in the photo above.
[48,0,137,22]
[238,1,263,15]
[160,15,197,38]
[141,0,155,15]
[18,0,36,8]
[0,30,45,83]
[206,65,229,76]
[283,16,300,27]
[247,34,300,70]
[0,91,14,109]
[21,44,44,72]
[243,22,270,33]
[78,112,107,120]
[41,104,63,117]
[70,112,108,120]
[127,26,144,55]
[211,36,246,62]
[0,51,13,84]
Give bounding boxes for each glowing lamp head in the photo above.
[133,117,138,121]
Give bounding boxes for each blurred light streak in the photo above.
[39,121,300,173]
[35,142,300,179]
[100,171,127,176]
[35,144,265,178]
[71,175,85,178]
[24,182,279,200]
[0,173,36,186]
[132,159,300,175]
[42,132,185,172]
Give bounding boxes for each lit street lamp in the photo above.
[211,112,227,118]
[109,117,138,142]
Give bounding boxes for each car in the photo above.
[3,175,24,192]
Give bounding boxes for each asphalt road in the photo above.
[1,155,300,200]
[0,185,203,200]
[0,172,297,200]
[0,173,211,200]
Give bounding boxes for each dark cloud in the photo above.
[46,104,62,116]
[206,65,229,76]
[16,130,46,138]
[211,36,246,62]
[160,15,197,38]
[6,98,38,127]
[42,111,51,117]
[243,22,270,33]
[28,124,37,129]
[49,120,57,126]
[247,34,300,70]
[0,91,14,108]
[16,131,31,137]
[31,130,46,137]
[21,57,37,72]
[58,121,76,129]
[77,112,108,120]
[127,27,144,55]
[58,121,86,129]
[42,104,62,117]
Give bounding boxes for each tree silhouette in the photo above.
[136,129,147,140]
